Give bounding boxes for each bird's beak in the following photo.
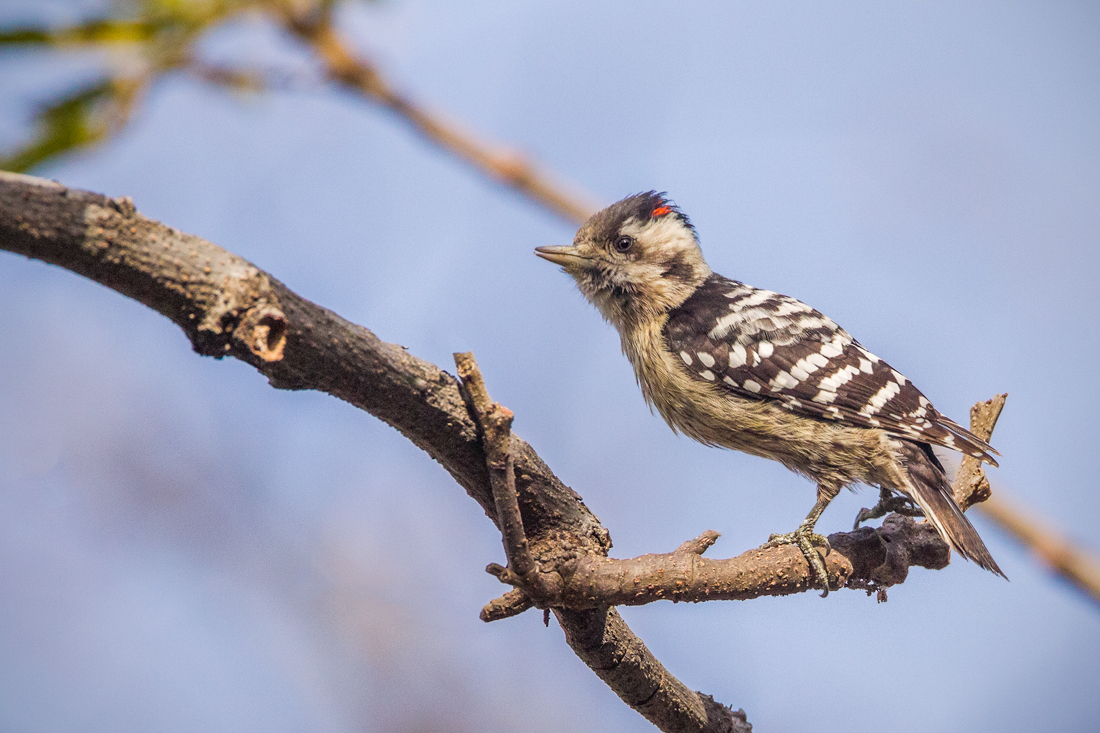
[534,245,589,270]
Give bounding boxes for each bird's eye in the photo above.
[614,235,634,253]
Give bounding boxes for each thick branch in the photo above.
[0,171,746,732]
[555,516,949,608]
[0,172,1017,732]
[0,171,604,552]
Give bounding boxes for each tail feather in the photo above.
[936,414,1001,466]
[899,441,1006,578]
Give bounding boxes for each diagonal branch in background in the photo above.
[979,492,1100,609]
[2,0,602,226]
[947,397,1100,607]
[281,6,597,225]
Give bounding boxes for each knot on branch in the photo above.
[832,515,950,597]
[234,303,287,362]
[195,266,287,362]
[108,195,136,218]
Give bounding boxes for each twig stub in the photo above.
[456,352,541,592]
[954,393,1007,510]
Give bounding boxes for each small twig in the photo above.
[675,530,721,556]
[480,589,533,622]
[954,393,1007,510]
[456,352,553,600]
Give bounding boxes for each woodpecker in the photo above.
[535,192,1004,594]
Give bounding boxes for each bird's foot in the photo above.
[854,488,924,529]
[763,521,832,597]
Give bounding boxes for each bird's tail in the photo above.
[898,441,1006,578]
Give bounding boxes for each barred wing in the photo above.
[664,274,997,464]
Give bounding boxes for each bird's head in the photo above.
[535,192,711,329]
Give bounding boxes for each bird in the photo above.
[535,191,1004,594]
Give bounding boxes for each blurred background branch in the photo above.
[0,0,596,222]
[978,491,1100,609]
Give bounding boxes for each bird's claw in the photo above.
[854,488,924,529]
[763,522,832,597]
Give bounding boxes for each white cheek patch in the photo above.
[619,216,702,259]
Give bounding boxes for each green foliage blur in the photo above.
[0,0,339,171]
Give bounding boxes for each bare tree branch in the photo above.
[0,171,744,731]
[455,354,540,588]
[0,171,1041,731]
[2,4,1084,612]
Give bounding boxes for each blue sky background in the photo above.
[1,1,1098,731]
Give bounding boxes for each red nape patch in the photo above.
[652,205,672,217]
